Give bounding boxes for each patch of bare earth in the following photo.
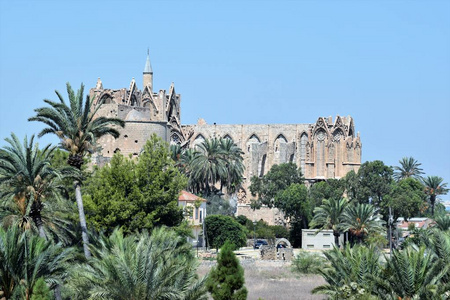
[198,259,326,300]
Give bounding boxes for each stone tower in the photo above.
[143,49,153,92]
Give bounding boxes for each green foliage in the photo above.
[83,136,186,234]
[206,241,247,300]
[422,175,449,216]
[393,156,424,181]
[270,225,289,239]
[249,163,304,208]
[292,250,326,274]
[344,160,393,206]
[383,178,427,222]
[342,203,384,244]
[0,226,74,299]
[310,198,349,247]
[312,245,382,298]
[434,215,450,231]
[30,277,51,300]
[205,215,246,251]
[308,179,345,211]
[206,194,235,216]
[0,133,73,242]
[275,183,310,222]
[69,227,207,300]
[29,82,125,168]
[182,138,244,196]
[372,245,448,299]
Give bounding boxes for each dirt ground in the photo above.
[197,259,326,300]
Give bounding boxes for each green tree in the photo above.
[205,194,235,216]
[0,134,66,239]
[0,226,74,299]
[83,135,186,234]
[206,241,247,300]
[393,157,424,181]
[422,175,449,216]
[309,198,348,247]
[312,245,381,299]
[189,138,244,195]
[29,82,125,258]
[275,183,310,228]
[434,215,450,231]
[342,203,384,244]
[204,215,246,251]
[275,183,310,247]
[218,138,244,193]
[69,227,207,300]
[249,163,304,208]
[344,160,393,206]
[30,278,51,300]
[372,245,448,299]
[308,179,345,213]
[383,178,427,222]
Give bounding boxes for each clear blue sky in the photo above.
[1,0,449,199]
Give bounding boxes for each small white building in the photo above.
[178,190,206,247]
[301,229,344,250]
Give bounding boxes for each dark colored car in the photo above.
[254,240,268,249]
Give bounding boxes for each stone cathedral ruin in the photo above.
[90,54,362,224]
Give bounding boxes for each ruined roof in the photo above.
[178,190,206,202]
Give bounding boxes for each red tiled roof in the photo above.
[178,190,206,202]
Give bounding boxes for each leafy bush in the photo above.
[206,241,247,300]
[292,250,326,274]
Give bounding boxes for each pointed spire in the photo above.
[144,48,153,74]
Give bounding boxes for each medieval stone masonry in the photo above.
[90,54,362,224]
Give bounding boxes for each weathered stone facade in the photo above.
[90,54,362,224]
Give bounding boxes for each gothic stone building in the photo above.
[90,54,362,224]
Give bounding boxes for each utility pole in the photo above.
[389,206,393,259]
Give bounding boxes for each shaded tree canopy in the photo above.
[249,163,304,208]
[83,135,187,234]
[344,160,393,206]
[207,241,247,300]
[383,177,427,222]
[204,215,247,251]
[393,156,424,181]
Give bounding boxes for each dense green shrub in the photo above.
[205,215,247,251]
[292,251,326,274]
[206,241,247,300]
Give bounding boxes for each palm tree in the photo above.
[0,134,65,239]
[310,198,349,247]
[0,226,74,299]
[342,203,384,244]
[29,83,125,258]
[393,157,424,181]
[371,245,448,299]
[433,215,450,231]
[190,138,227,195]
[218,138,244,193]
[312,245,381,299]
[69,227,208,300]
[422,176,449,216]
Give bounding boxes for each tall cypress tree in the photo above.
[207,241,247,300]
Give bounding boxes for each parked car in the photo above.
[254,240,268,249]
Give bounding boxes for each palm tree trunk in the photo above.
[430,195,436,216]
[30,201,46,239]
[334,231,340,248]
[74,181,91,259]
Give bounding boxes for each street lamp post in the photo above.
[253,220,257,248]
[389,207,393,259]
